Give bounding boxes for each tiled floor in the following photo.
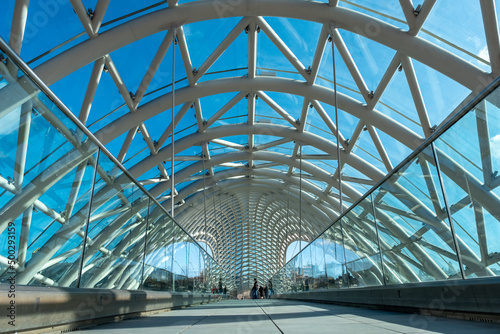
[80,299,500,333]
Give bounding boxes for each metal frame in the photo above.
[1,0,500,290]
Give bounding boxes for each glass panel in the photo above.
[372,146,462,284]
[170,224,183,292]
[434,92,500,278]
[299,245,312,292]
[79,154,149,289]
[30,152,98,287]
[323,222,347,289]
[173,231,190,292]
[308,238,328,291]
[0,70,99,286]
[0,46,225,292]
[271,89,500,293]
[343,197,384,288]
[143,203,174,291]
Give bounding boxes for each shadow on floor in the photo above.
[82,299,500,334]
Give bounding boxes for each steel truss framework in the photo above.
[1,0,500,290]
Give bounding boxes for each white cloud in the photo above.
[276,17,308,53]
[478,46,490,62]
[490,134,500,162]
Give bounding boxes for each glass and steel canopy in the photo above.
[1,0,499,289]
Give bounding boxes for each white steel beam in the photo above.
[480,0,500,75]
[139,123,156,153]
[367,53,401,110]
[202,142,214,176]
[117,127,139,163]
[134,29,175,106]
[194,17,251,82]
[69,0,96,38]
[205,92,246,129]
[0,65,37,121]
[193,99,205,131]
[96,77,424,151]
[255,138,292,151]
[418,159,444,215]
[104,55,135,111]
[332,28,370,103]
[412,0,437,36]
[33,199,66,224]
[400,55,432,138]
[176,26,196,86]
[308,24,330,85]
[399,0,417,31]
[309,99,348,149]
[33,0,491,92]
[33,274,57,286]
[0,255,19,271]
[79,57,106,125]
[247,22,257,79]
[13,100,32,192]
[256,91,298,128]
[92,0,111,34]
[140,178,167,186]
[211,138,246,151]
[475,102,493,186]
[366,124,393,172]
[157,101,193,150]
[248,93,255,168]
[17,204,33,269]
[64,161,88,219]
[473,204,489,265]
[297,99,309,133]
[9,0,30,54]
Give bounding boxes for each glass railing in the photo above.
[271,80,500,294]
[0,38,231,293]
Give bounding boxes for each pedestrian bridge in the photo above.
[2,1,500,333]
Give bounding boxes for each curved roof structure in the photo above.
[1,0,498,288]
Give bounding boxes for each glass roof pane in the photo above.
[411,59,471,127]
[422,0,489,71]
[0,3,15,40]
[339,0,408,30]
[377,71,424,136]
[21,3,84,61]
[337,30,398,92]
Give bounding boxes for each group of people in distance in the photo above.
[211,278,227,294]
[251,278,272,299]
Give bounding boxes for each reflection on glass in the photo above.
[343,198,384,287]
[324,223,348,289]
[435,94,500,278]
[272,83,500,293]
[372,146,461,284]
[0,68,99,286]
[0,49,229,293]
